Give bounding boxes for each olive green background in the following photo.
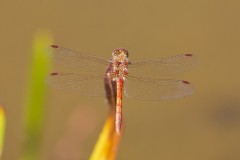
[1,0,240,160]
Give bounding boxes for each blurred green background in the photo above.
[1,0,240,160]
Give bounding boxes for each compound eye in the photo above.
[113,51,118,56]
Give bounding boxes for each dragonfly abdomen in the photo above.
[115,78,123,134]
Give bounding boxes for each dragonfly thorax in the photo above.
[108,48,130,81]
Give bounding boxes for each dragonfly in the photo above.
[47,45,197,134]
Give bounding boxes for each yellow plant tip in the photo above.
[89,111,122,160]
[33,30,53,45]
[0,106,6,156]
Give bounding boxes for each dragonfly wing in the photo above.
[128,54,197,77]
[47,45,109,74]
[46,72,105,96]
[124,76,194,101]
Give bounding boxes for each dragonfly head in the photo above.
[112,48,129,59]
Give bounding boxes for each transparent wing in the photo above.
[124,76,194,101]
[46,72,105,96]
[128,54,197,77]
[47,45,109,74]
